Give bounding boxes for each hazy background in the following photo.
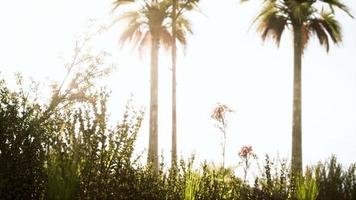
[0,0,355,169]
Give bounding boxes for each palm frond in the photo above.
[253,0,278,25]
[119,21,142,48]
[146,3,168,33]
[114,10,141,24]
[320,0,353,18]
[175,28,187,47]
[159,28,173,51]
[131,28,145,51]
[114,0,195,56]
[175,0,200,19]
[320,11,342,43]
[177,17,193,35]
[307,18,330,52]
[257,10,288,47]
[138,32,151,56]
[158,0,171,13]
[289,1,314,24]
[176,26,187,46]
[112,0,136,12]
[176,28,188,54]
[301,24,310,52]
[250,0,349,53]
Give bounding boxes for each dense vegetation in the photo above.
[0,78,355,200]
[1,0,355,199]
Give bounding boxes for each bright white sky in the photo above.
[0,0,355,172]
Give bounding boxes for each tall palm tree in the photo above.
[171,0,178,169]
[244,0,352,175]
[113,0,193,173]
[113,0,172,173]
[170,0,198,168]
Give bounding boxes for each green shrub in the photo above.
[0,80,46,200]
[296,168,318,200]
[251,155,292,200]
[1,78,356,200]
[46,94,145,200]
[315,155,356,200]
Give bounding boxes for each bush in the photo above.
[46,93,145,199]
[315,155,356,200]
[1,79,356,200]
[0,80,46,200]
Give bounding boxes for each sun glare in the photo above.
[1,0,356,190]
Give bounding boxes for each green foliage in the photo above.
[251,155,292,200]
[296,168,318,200]
[1,78,356,200]
[194,164,245,200]
[248,0,352,51]
[47,145,80,200]
[314,155,356,200]
[184,171,201,200]
[47,94,145,200]
[0,79,46,200]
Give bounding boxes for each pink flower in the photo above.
[239,145,256,158]
[211,103,234,122]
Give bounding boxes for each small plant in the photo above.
[211,103,234,168]
[296,168,318,200]
[238,145,257,182]
[184,171,201,200]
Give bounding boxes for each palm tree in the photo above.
[170,0,198,168]
[171,0,178,169]
[245,0,352,175]
[113,0,194,172]
[113,0,173,173]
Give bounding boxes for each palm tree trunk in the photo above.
[148,33,159,174]
[171,0,178,169]
[292,24,303,175]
